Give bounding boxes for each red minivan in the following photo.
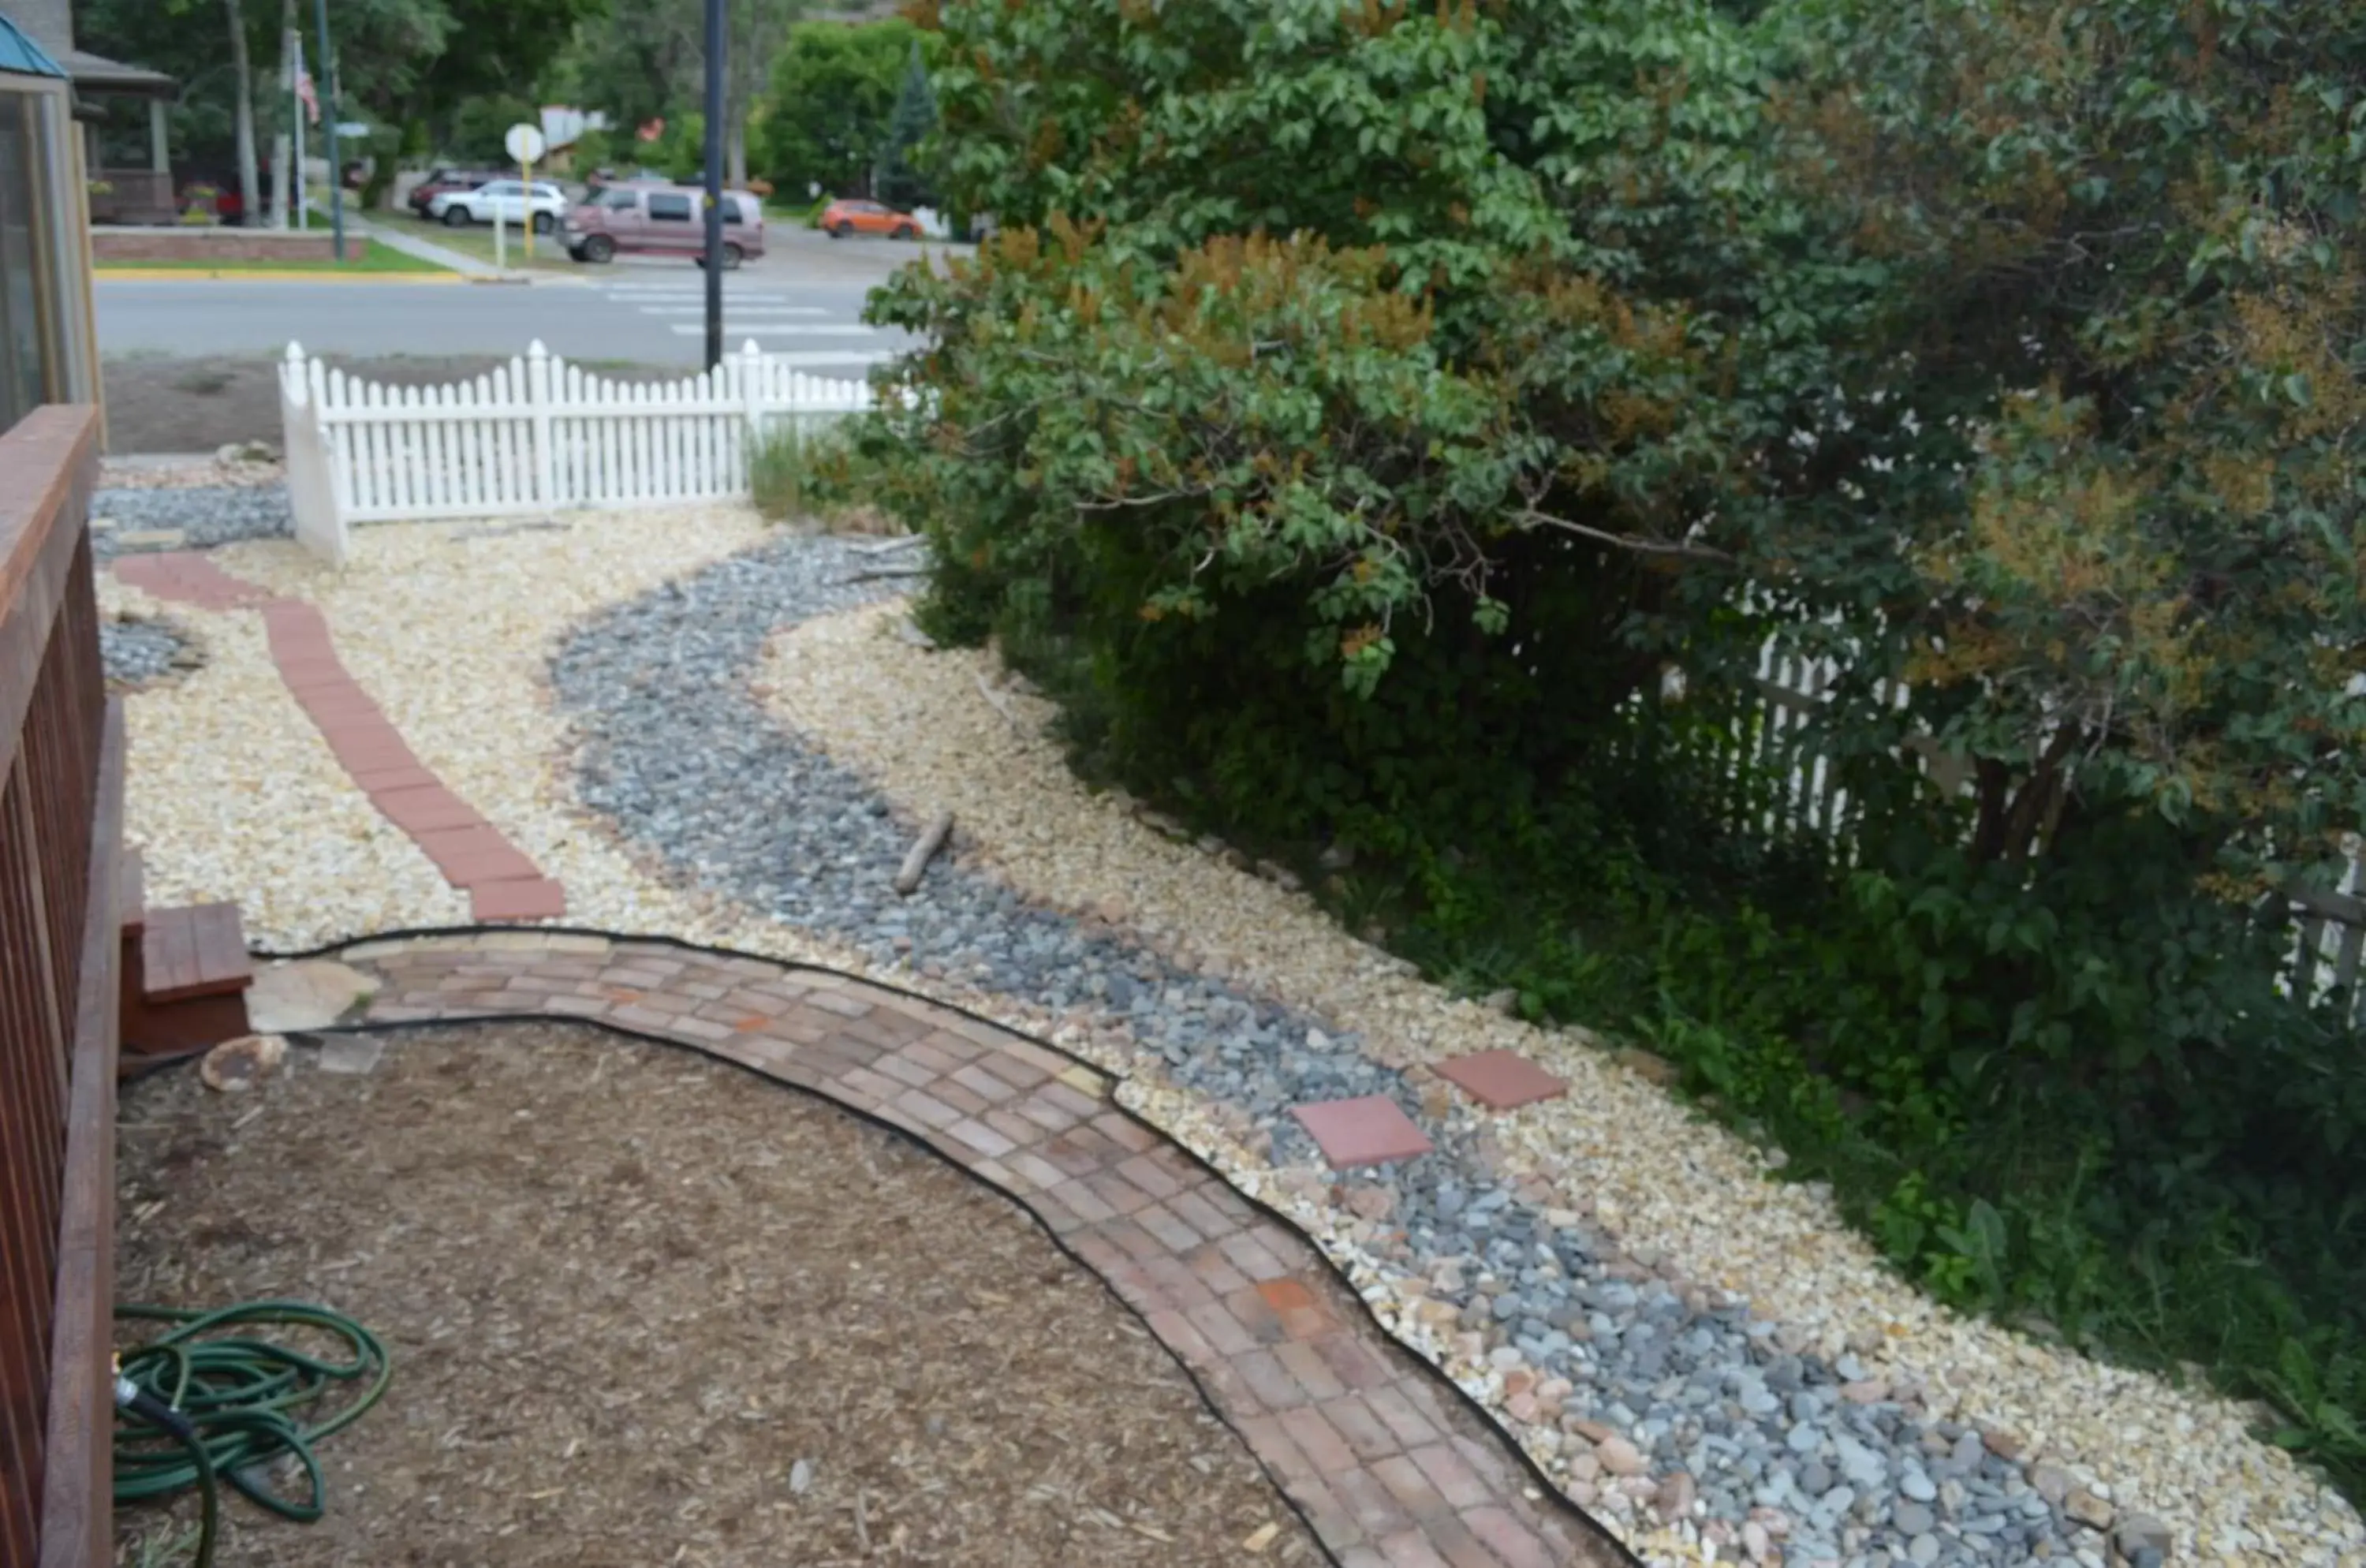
[562,183,767,267]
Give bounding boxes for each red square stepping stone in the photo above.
[1290,1096,1432,1169]
[472,877,566,922]
[1435,1049,1567,1111]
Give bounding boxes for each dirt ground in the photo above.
[102,357,677,456]
[114,1021,1320,1567]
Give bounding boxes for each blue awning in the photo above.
[0,13,68,79]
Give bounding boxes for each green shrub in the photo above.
[747,419,891,529]
[838,0,2366,1495]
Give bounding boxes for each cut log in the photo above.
[894,810,955,895]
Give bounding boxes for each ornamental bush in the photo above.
[847,0,2366,1484]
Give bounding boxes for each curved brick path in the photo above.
[111,552,566,920]
[317,931,1631,1568]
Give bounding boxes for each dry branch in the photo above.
[833,564,932,585]
[894,810,956,894]
[974,671,1023,730]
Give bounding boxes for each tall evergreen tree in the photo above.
[871,40,935,211]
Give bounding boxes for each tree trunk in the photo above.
[727,124,748,187]
[271,0,296,226]
[226,0,261,227]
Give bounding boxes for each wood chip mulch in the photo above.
[114,1020,1323,1566]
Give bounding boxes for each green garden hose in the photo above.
[112,1300,392,1568]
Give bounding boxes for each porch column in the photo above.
[148,97,169,172]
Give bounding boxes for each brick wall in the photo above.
[91,230,375,263]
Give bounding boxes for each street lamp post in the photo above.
[313,0,344,260]
[702,0,725,371]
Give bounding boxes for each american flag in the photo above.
[296,67,319,125]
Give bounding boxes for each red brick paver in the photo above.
[331,934,1623,1568]
[114,552,564,921]
[1293,1095,1437,1169]
[1434,1051,1568,1112]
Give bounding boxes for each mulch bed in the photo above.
[114,1020,1321,1566]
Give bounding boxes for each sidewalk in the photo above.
[352,218,521,282]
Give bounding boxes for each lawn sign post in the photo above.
[506,121,547,265]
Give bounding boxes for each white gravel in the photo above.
[107,513,2365,1568]
[756,600,2366,1568]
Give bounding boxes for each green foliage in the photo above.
[756,19,942,200]
[748,419,864,525]
[546,0,803,178]
[446,93,539,166]
[873,41,939,211]
[838,0,2366,1495]
[80,0,597,173]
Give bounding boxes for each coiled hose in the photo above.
[112,1300,393,1568]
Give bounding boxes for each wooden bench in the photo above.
[119,853,254,1066]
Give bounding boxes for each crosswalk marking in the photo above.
[744,349,898,367]
[590,281,903,368]
[631,304,829,317]
[665,323,881,338]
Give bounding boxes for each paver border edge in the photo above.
[244,922,1648,1568]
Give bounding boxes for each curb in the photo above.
[95,267,468,284]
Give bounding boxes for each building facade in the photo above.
[0,9,98,438]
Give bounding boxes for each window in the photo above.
[599,187,639,211]
[481,181,517,197]
[721,197,742,226]
[532,184,562,200]
[647,192,693,223]
[0,88,59,436]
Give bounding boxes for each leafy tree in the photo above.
[871,39,935,210]
[845,0,2366,1486]
[549,0,804,184]
[756,18,939,200]
[81,0,593,189]
[446,92,541,166]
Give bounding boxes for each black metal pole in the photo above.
[315,0,343,260]
[702,0,726,371]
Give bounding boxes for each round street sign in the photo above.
[504,122,548,164]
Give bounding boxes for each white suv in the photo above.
[428,180,569,232]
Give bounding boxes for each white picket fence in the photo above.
[1700,637,2366,1019]
[278,339,875,564]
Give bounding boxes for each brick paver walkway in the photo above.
[113,554,566,920]
[328,932,1629,1568]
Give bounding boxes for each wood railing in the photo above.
[0,405,123,1568]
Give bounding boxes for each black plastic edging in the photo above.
[245,923,1648,1566]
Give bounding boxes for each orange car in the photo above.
[819,198,923,240]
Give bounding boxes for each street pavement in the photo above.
[96,230,942,371]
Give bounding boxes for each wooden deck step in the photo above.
[140,902,252,1004]
[122,847,145,936]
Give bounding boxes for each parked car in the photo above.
[819,198,921,240]
[406,167,502,216]
[562,183,765,267]
[428,180,569,232]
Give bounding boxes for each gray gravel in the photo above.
[101,616,194,685]
[92,483,291,560]
[547,533,2098,1566]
